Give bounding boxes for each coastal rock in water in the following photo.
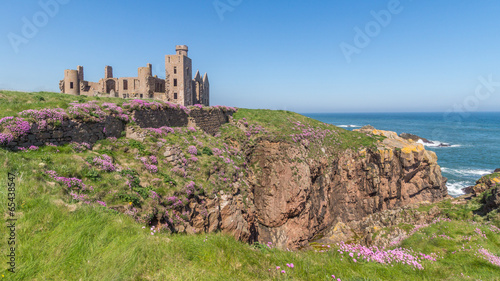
[438,143,451,147]
[399,133,432,144]
[495,168,500,173]
[462,172,500,196]
[359,125,375,130]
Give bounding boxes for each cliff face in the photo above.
[174,127,448,249]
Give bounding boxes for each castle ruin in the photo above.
[59,45,209,106]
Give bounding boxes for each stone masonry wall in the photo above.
[189,108,232,135]
[133,108,190,128]
[3,108,233,149]
[132,108,233,136]
[6,116,124,148]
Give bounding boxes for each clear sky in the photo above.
[1,0,500,113]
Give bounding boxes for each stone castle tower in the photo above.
[59,45,209,106]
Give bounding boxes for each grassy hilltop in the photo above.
[0,91,499,280]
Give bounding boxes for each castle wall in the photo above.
[64,69,80,95]
[189,108,231,135]
[3,108,234,149]
[165,52,193,106]
[61,45,208,105]
[6,116,124,148]
[132,108,232,135]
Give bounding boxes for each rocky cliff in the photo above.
[165,125,448,249]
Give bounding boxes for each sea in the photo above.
[303,112,500,197]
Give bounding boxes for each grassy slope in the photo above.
[0,91,125,119]
[0,91,499,280]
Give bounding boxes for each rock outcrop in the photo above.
[166,127,448,249]
[399,132,432,144]
[463,172,500,196]
[482,187,500,214]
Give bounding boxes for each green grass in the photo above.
[0,90,125,118]
[231,108,382,156]
[0,91,500,280]
[1,164,500,280]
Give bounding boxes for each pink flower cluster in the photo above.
[71,142,92,152]
[102,103,131,122]
[0,117,31,145]
[69,191,90,203]
[146,126,175,137]
[46,170,94,192]
[0,116,14,124]
[477,248,500,267]
[91,154,116,172]
[244,124,269,138]
[212,105,237,112]
[123,99,190,113]
[474,228,488,239]
[140,156,158,173]
[150,190,160,200]
[187,145,198,155]
[67,101,106,122]
[290,122,335,143]
[19,108,67,130]
[184,181,196,195]
[337,242,437,270]
[489,224,500,233]
[96,200,107,207]
[102,103,124,114]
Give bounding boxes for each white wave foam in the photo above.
[446,181,467,197]
[441,167,492,177]
[338,125,361,128]
[417,139,460,148]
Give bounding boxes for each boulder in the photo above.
[399,133,432,144]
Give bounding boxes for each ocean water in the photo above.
[303,112,500,197]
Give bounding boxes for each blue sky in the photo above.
[1,0,500,112]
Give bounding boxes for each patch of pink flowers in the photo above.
[146,126,175,137]
[67,101,106,122]
[96,200,107,207]
[46,170,93,192]
[187,145,198,155]
[337,242,437,270]
[474,228,488,239]
[140,156,158,173]
[19,108,67,130]
[71,142,92,152]
[477,248,500,267]
[0,117,31,145]
[91,154,116,172]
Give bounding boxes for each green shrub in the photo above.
[202,147,213,155]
